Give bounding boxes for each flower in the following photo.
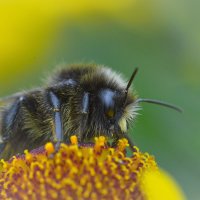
[0,136,185,200]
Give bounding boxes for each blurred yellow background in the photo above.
[0,1,199,199]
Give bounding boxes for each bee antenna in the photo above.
[136,98,183,113]
[124,68,139,105]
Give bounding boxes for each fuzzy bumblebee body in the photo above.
[0,64,139,160]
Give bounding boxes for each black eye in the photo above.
[99,89,116,119]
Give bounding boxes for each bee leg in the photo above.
[124,135,136,152]
[81,92,89,114]
[111,124,123,148]
[79,92,90,141]
[48,91,63,156]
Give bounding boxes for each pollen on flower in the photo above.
[70,135,78,145]
[94,136,106,153]
[24,149,33,162]
[117,138,129,152]
[45,142,55,155]
[0,135,185,200]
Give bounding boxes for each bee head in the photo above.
[98,87,139,134]
[80,67,139,139]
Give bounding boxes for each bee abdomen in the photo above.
[1,97,23,141]
[0,92,53,159]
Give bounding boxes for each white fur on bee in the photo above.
[118,118,127,132]
[118,103,141,132]
[99,66,127,89]
[124,103,141,121]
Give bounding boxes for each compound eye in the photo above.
[99,89,116,119]
[105,108,115,119]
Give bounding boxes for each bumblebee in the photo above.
[0,64,181,160]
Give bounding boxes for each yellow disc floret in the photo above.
[45,142,55,155]
[70,135,78,145]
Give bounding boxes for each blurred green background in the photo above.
[0,1,199,199]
